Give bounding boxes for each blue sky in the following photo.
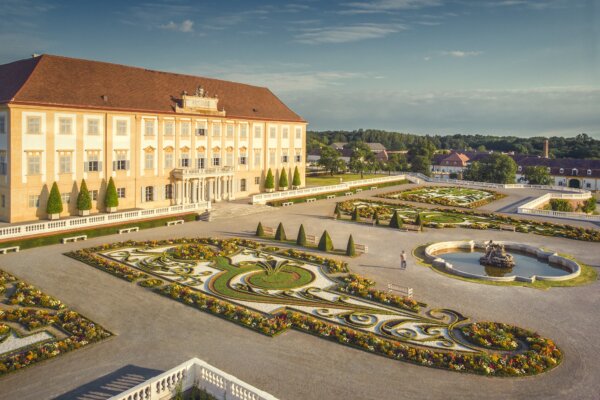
[2,0,599,137]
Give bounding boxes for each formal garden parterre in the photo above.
[377,186,505,208]
[0,270,112,376]
[336,199,600,242]
[67,238,562,377]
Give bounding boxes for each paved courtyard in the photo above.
[0,183,598,399]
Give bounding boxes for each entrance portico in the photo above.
[171,167,235,205]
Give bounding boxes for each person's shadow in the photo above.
[53,365,162,400]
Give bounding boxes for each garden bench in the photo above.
[344,192,353,196]
[387,283,413,298]
[500,224,516,232]
[402,224,422,232]
[370,186,378,190]
[306,198,316,203]
[167,220,184,226]
[355,243,368,254]
[282,202,294,207]
[0,246,19,254]
[355,188,363,193]
[326,195,336,199]
[62,235,87,244]
[118,227,139,234]
[306,234,318,245]
[263,227,275,236]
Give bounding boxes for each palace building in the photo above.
[0,54,306,223]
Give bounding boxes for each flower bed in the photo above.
[138,278,164,288]
[278,248,349,273]
[8,282,65,310]
[460,322,519,351]
[378,186,504,208]
[336,274,420,313]
[168,244,218,260]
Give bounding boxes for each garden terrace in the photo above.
[67,237,562,377]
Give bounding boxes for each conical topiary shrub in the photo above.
[104,177,119,212]
[389,210,403,229]
[278,168,288,190]
[346,235,356,257]
[297,224,307,246]
[351,207,360,222]
[292,166,301,189]
[275,222,287,241]
[256,222,265,237]
[46,182,63,219]
[374,211,381,225]
[318,230,333,252]
[77,179,92,216]
[336,207,342,220]
[415,213,423,226]
[265,168,275,192]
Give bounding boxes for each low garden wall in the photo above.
[424,240,581,283]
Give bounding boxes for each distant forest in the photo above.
[307,130,600,159]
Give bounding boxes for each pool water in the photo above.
[437,249,570,278]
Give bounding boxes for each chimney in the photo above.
[543,139,549,158]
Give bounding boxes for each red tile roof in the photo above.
[0,54,305,123]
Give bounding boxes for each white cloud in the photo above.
[341,0,443,14]
[160,19,194,33]
[440,50,483,57]
[295,23,406,44]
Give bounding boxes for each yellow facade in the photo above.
[2,103,306,223]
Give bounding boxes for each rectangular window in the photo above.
[282,128,288,139]
[144,120,155,136]
[240,125,247,139]
[227,125,234,138]
[114,153,129,171]
[117,187,126,198]
[144,153,154,170]
[295,154,302,163]
[164,153,173,169]
[212,156,220,166]
[87,119,99,135]
[59,118,72,135]
[239,156,247,165]
[1,195,5,208]
[164,121,175,136]
[61,193,70,204]
[195,126,206,136]
[254,126,261,138]
[145,186,154,202]
[295,127,302,139]
[0,153,7,175]
[90,190,98,201]
[269,127,276,139]
[212,123,221,137]
[59,154,72,174]
[254,176,260,185]
[196,157,205,169]
[27,155,41,175]
[165,184,173,200]
[282,153,289,163]
[180,153,190,168]
[181,121,191,136]
[240,178,247,192]
[28,195,40,208]
[116,120,128,136]
[254,151,261,167]
[86,154,100,172]
[27,116,41,134]
[225,153,233,166]
[0,115,5,134]
[269,151,276,164]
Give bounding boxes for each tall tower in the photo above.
[543,139,549,158]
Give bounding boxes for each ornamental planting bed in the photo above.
[378,186,505,208]
[337,199,600,242]
[0,271,112,376]
[68,238,561,377]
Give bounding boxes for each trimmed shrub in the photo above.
[265,168,275,190]
[104,177,119,208]
[336,208,342,219]
[278,168,288,190]
[275,223,287,241]
[292,166,301,187]
[346,235,356,257]
[297,224,307,246]
[318,230,334,252]
[582,197,597,214]
[351,207,361,221]
[549,199,573,212]
[374,211,381,225]
[256,222,265,237]
[415,213,423,226]
[77,179,92,211]
[389,210,403,228]
[46,182,63,215]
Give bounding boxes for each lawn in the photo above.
[306,173,383,187]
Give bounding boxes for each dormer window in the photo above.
[518,166,522,172]
[559,168,564,174]
[587,169,592,176]
[572,168,578,175]
[546,167,551,173]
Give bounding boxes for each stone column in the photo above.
[230,176,235,200]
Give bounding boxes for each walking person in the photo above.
[400,250,407,270]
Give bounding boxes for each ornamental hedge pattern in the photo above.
[68,238,562,377]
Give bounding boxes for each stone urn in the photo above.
[48,213,60,221]
[78,209,90,217]
[106,206,118,213]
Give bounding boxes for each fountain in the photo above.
[479,240,515,269]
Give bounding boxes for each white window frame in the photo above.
[86,118,100,136]
[58,117,73,135]
[164,120,175,136]
[117,187,126,198]
[59,153,72,174]
[115,119,129,136]
[27,154,41,175]
[144,153,154,170]
[144,119,156,137]
[164,152,174,169]
[27,116,42,135]
[0,114,6,134]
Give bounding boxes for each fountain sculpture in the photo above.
[479,241,515,268]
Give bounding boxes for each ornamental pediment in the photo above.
[175,85,226,116]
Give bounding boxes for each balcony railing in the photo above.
[172,166,235,179]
